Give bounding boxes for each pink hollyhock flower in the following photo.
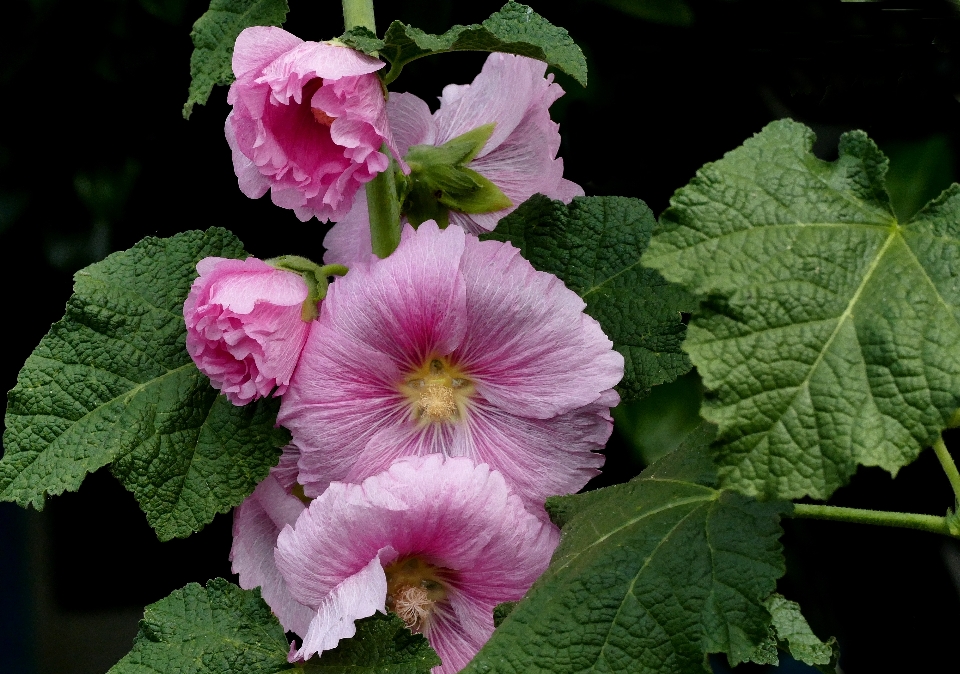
[184,256,313,405]
[323,52,583,266]
[279,222,623,507]
[230,445,315,636]
[226,26,402,222]
[275,454,559,673]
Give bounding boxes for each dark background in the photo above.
[2,0,960,672]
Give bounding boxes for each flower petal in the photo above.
[291,554,391,661]
[455,235,624,418]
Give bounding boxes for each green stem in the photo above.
[342,0,376,32]
[934,436,960,505]
[366,154,402,258]
[791,503,954,537]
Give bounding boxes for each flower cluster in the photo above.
[183,27,622,674]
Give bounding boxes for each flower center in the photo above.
[400,358,474,423]
[302,78,336,127]
[384,557,449,632]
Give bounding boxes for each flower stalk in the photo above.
[790,503,957,537]
[342,0,376,33]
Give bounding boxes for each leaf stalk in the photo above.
[933,436,960,506]
[790,503,956,538]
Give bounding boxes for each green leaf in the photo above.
[1,228,287,540]
[109,579,438,674]
[303,613,441,674]
[747,594,838,671]
[464,437,787,674]
[341,2,587,87]
[183,0,290,119]
[485,195,696,401]
[643,119,960,501]
[109,579,293,674]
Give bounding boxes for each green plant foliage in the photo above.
[183,0,290,118]
[643,119,960,501]
[484,194,695,401]
[747,594,838,671]
[340,1,587,87]
[0,228,288,540]
[108,579,439,674]
[464,429,787,674]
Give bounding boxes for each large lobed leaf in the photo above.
[485,195,695,401]
[1,228,288,540]
[183,0,290,118]
[462,428,787,674]
[643,119,960,501]
[341,1,587,87]
[109,579,439,674]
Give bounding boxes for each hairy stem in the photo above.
[342,0,376,33]
[933,436,960,505]
[790,503,954,537]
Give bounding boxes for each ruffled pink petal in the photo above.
[225,113,270,199]
[290,554,391,661]
[231,471,313,636]
[455,235,623,418]
[184,257,312,404]
[233,26,303,83]
[258,41,385,105]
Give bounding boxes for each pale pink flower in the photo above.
[323,53,583,266]
[275,454,559,673]
[279,222,623,507]
[184,256,312,405]
[226,26,402,222]
[230,446,314,636]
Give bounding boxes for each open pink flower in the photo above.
[226,26,402,222]
[279,222,623,507]
[323,53,583,266]
[275,454,559,673]
[230,445,314,636]
[184,256,312,405]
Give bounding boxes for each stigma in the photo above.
[384,557,449,632]
[401,358,474,423]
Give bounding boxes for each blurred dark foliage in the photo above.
[2,0,960,672]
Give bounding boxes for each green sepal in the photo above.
[403,124,512,227]
[266,255,348,320]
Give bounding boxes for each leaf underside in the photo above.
[643,119,960,501]
[463,432,787,674]
[183,0,290,118]
[341,1,587,86]
[1,228,287,540]
[747,594,838,670]
[486,194,695,401]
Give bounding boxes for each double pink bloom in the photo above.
[226,27,402,222]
